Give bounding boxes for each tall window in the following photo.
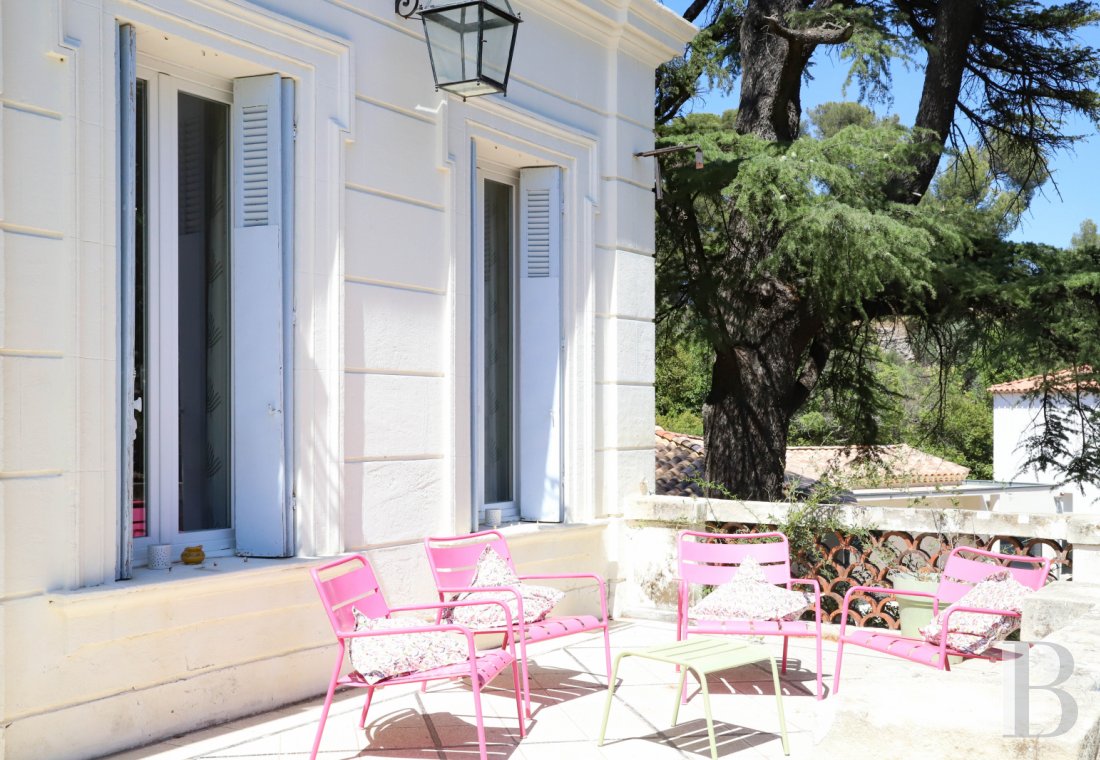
[482,177,516,519]
[133,72,234,554]
[119,25,294,570]
[474,163,564,526]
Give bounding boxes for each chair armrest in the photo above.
[373,599,519,659]
[837,584,939,637]
[407,588,529,633]
[433,586,522,601]
[518,572,604,585]
[516,573,609,622]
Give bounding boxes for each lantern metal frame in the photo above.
[396,0,522,99]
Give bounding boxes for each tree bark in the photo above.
[702,266,827,500]
[894,0,982,200]
[736,0,808,141]
[704,0,833,499]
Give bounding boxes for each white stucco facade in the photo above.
[993,391,1100,513]
[0,1,695,756]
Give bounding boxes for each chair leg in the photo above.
[832,637,846,695]
[471,672,488,760]
[781,637,790,674]
[311,654,344,760]
[511,657,526,739]
[814,630,824,700]
[357,686,375,729]
[518,635,533,718]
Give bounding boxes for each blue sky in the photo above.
[658,1,1100,248]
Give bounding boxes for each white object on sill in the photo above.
[486,508,503,529]
[148,544,172,570]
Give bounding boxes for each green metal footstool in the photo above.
[597,636,790,759]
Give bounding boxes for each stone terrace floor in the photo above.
[101,619,925,759]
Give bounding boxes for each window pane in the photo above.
[133,78,148,539]
[483,179,513,504]
[177,92,231,532]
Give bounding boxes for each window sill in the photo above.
[477,519,612,537]
[47,556,317,608]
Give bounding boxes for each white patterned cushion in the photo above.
[689,555,811,622]
[919,569,1034,655]
[349,609,469,685]
[450,546,565,629]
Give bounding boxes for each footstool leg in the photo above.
[696,669,718,760]
[769,656,790,756]
[671,667,689,726]
[598,653,628,747]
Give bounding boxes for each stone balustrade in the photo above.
[615,495,1100,626]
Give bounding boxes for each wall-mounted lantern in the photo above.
[396,0,522,100]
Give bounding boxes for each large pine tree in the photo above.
[655,1,1100,500]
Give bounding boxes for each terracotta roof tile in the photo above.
[987,366,1096,394]
[654,428,970,494]
[785,444,969,487]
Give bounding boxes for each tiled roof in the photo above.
[654,427,707,496]
[654,427,820,497]
[655,428,969,494]
[785,444,969,487]
[987,366,1096,394]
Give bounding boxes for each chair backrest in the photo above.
[936,546,1051,604]
[424,530,515,591]
[310,554,392,635]
[678,530,793,587]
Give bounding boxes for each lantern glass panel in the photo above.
[421,1,519,98]
[422,4,479,86]
[479,5,516,85]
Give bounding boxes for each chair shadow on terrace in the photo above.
[607,717,785,758]
[520,662,612,715]
[360,707,522,759]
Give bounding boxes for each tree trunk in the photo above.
[895,0,981,200]
[702,268,827,499]
[736,0,808,142]
[703,0,828,499]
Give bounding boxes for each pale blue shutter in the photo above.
[231,74,289,556]
[118,23,138,578]
[518,167,563,522]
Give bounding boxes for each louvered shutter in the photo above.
[518,167,563,522]
[231,74,289,556]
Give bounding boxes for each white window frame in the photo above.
[473,163,522,527]
[111,3,351,580]
[136,63,236,558]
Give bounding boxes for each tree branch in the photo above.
[763,14,853,45]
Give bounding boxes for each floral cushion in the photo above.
[450,546,565,629]
[919,569,1034,655]
[689,555,811,622]
[349,609,469,685]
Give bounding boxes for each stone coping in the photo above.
[627,494,1100,542]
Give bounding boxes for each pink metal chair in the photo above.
[677,530,824,700]
[423,529,613,717]
[309,554,525,760]
[832,545,1051,694]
